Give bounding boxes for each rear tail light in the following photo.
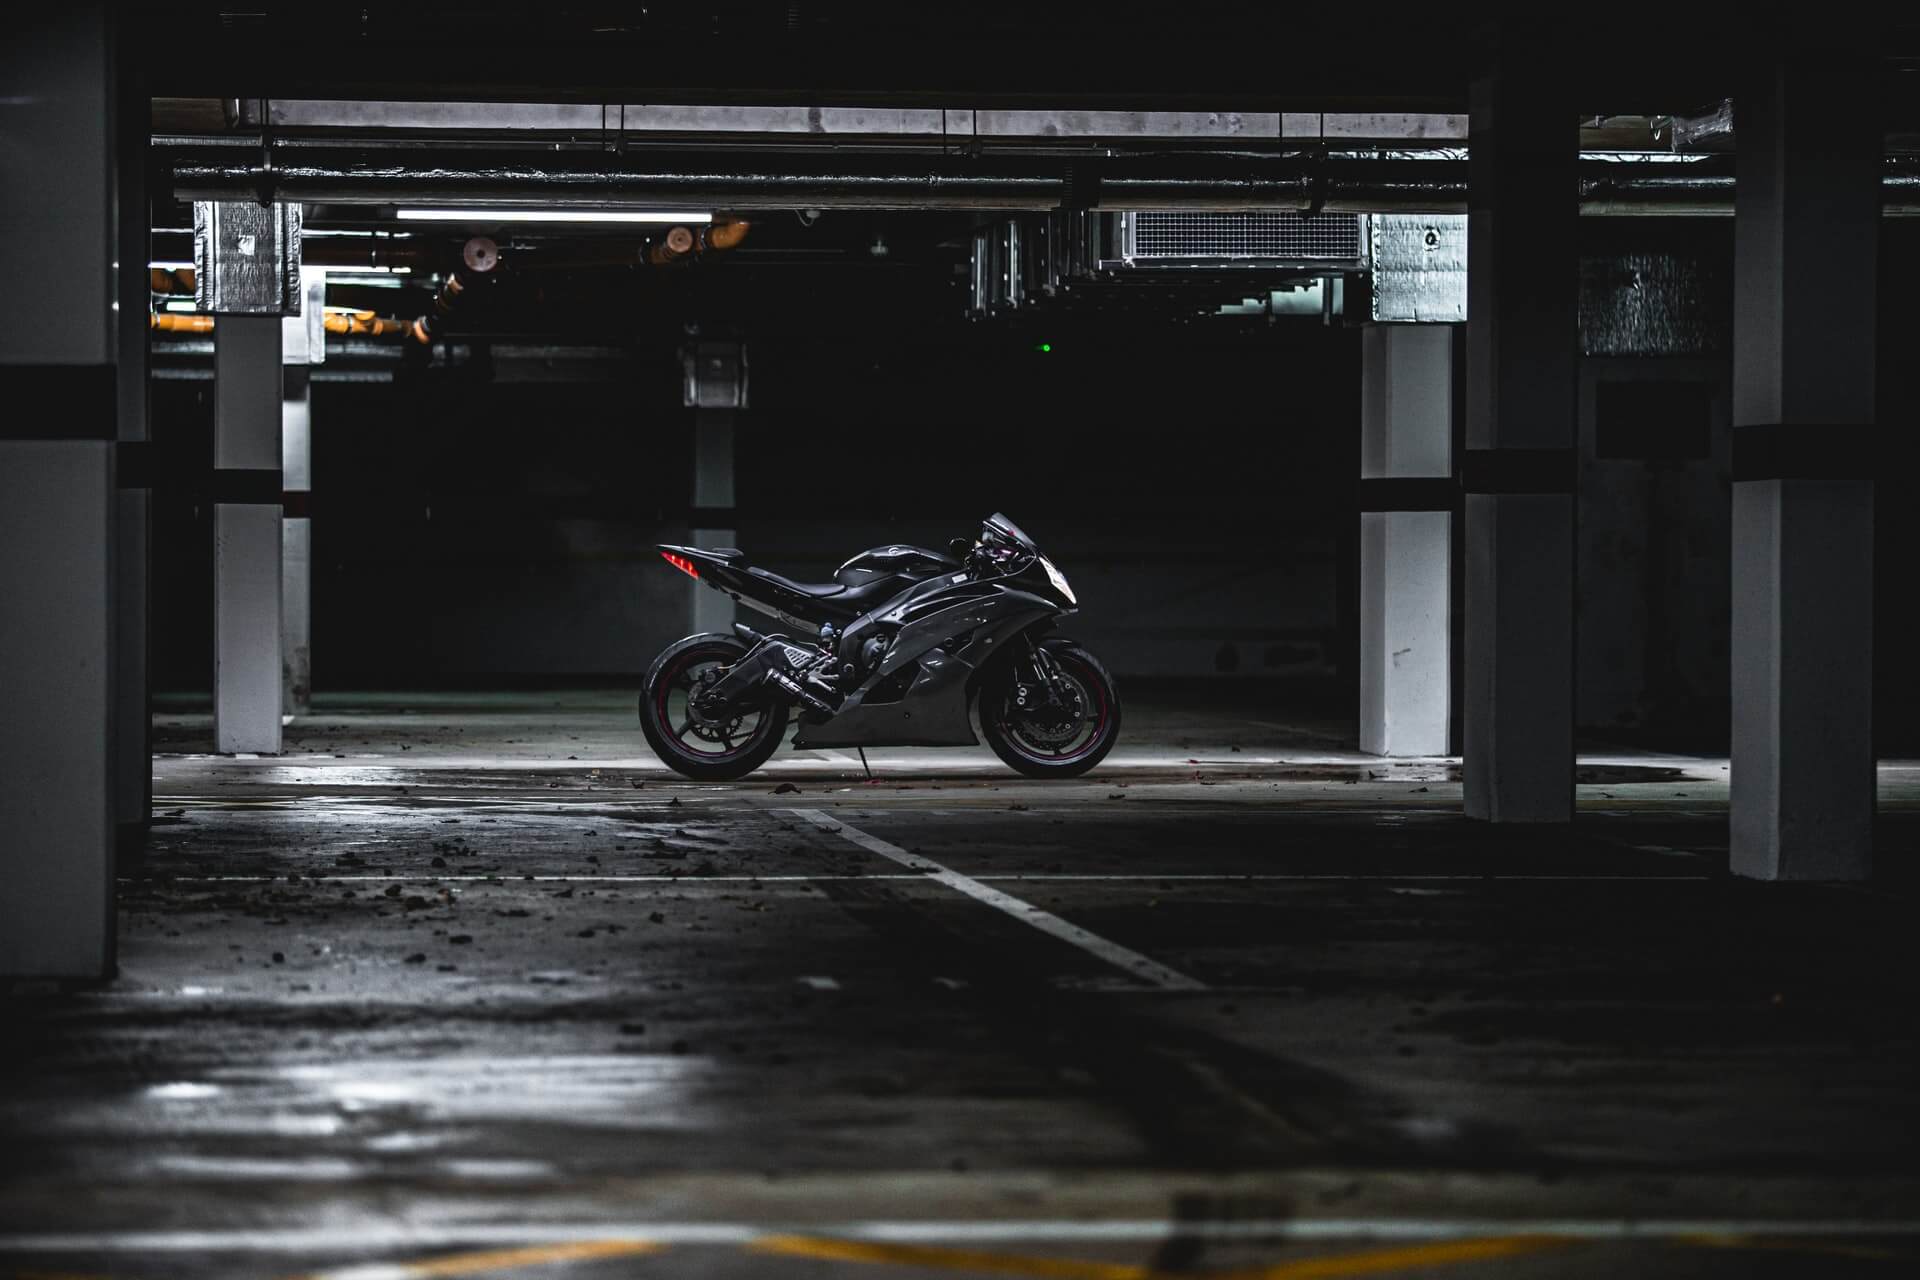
[661,551,700,579]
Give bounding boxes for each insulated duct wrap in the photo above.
[1369,214,1466,322]
[193,200,304,314]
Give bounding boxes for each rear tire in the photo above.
[979,640,1121,779]
[640,634,789,781]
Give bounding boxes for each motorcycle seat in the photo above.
[747,567,847,600]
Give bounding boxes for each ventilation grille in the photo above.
[1129,211,1363,261]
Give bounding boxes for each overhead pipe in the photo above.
[325,309,431,343]
[149,312,215,334]
[701,215,750,251]
[419,235,503,338]
[170,148,1466,212]
[150,309,428,342]
[169,148,1920,215]
[647,224,697,265]
[301,237,436,270]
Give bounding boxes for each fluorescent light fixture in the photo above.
[148,260,195,271]
[320,265,411,275]
[396,208,711,224]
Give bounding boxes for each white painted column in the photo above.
[684,341,745,635]
[0,3,120,978]
[1730,63,1878,880]
[1462,56,1578,823]
[280,267,322,716]
[692,407,737,635]
[281,367,312,715]
[1359,325,1453,757]
[214,315,285,754]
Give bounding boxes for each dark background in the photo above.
[147,215,1920,751]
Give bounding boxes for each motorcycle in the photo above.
[640,514,1120,781]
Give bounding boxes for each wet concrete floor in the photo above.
[3,690,1917,1277]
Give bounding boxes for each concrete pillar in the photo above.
[280,266,323,717]
[115,50,151,861]
[0,5,122,978]
[214,315,285,754]
[1462,54,1577,822]
[684,342,745,635]
[282,367,312,715]
[1730,63,1879,880]
[692,407,736,634]
[1358,325,1454,757]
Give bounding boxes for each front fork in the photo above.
[1011,637,1072,713]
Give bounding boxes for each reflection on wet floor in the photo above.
[5,693,1918,1277]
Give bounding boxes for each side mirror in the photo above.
[947,537,972,559]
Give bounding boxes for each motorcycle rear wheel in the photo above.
[640,634,789,781]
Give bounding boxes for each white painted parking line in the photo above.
[787,808,1208,991]
[5,1217,1920,1254]
[122,873,1713,884]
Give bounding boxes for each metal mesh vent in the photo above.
[1130,211,1362,261]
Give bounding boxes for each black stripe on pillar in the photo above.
[116,441,155,489]
[0,365,118,438]
[281,491,313,518]
[1358,477,1457,512]
[1732,423,1876,482]
[1460,448,1576,495]
[211,468,284,504]
[690,507,739,525]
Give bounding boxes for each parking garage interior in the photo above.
[4,7,1920,1278]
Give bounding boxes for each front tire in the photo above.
[979,640,1121,778]
[640,634,789,781]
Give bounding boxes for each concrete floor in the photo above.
[3,689,1918,1278]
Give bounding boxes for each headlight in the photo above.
[1039,555,1076,605]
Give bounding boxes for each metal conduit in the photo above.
[169,150,1920,214]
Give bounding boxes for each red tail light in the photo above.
[660,551,700,580]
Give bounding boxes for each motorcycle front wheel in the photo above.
[640,634,790,781]
[979,641,1121,779]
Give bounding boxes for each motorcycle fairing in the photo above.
[793,586,1059,749]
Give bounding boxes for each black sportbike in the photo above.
[640,514,1120,780]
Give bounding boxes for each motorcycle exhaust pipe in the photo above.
[764,668,836,717]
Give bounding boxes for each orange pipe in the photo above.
[648,225,697,266]
[149,312,214,333]
[323,309,431,343]
[150,267,196,295]
[702,216,750,251]
[150,309,427,343]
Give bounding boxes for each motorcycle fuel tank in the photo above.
[834,544,957,588]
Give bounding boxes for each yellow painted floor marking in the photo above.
[1208,1236,1568,1278]
[750,1233,1568,1279]
[294,1238,664,1279]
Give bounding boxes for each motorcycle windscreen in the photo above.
[984,513,1038,551]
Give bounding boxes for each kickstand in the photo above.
[857,747,874,781]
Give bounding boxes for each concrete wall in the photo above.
[1575,358,1732,741]
[151,326,1356,687]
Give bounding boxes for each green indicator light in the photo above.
[1035,342,1052,353]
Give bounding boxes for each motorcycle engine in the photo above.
[858,634,891,676]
